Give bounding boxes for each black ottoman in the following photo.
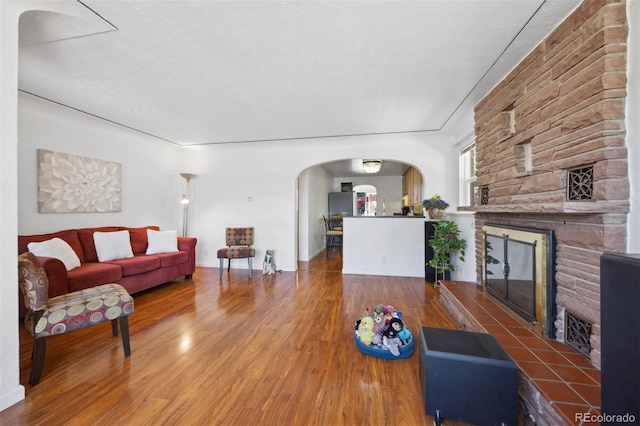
[419,326,519,426]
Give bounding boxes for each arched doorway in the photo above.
[296,158,421,262]
[353,184,377,216]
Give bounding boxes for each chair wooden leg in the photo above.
[119,316,131,357]
[248,258,253,278]
[30,337,47,385]
[219,258,224,279]
[111,318,119,337]
[327,235,339,255]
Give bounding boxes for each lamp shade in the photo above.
[363,160,382,174]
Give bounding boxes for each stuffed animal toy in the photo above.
[398,327,411,344]
[383,305,396,325]
[372,332,382,346]
[393,318,412,344]
[372,309,385,334]
[357,316,375,345]
[384,318,403,338]
[382,318,404,356]
[354,304,415,359]
[373,304,384,317]
[262,249,276,275]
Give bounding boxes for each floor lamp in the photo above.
[180,173,195,237]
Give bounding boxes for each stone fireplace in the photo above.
[472,1,630,369]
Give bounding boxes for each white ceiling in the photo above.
[17,0,580,176]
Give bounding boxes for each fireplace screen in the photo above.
[482,224,556,337]
[485,235,536,322]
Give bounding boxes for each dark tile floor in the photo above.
[442,281,601,426]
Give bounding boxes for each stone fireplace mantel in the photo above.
[475,200,629,215]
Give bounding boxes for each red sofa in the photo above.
[18,225,197,316]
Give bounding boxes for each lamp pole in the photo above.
[181,195,190,237]
[180,173,195,237]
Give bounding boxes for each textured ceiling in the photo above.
[18,1,582,180]
[18,0,581,148]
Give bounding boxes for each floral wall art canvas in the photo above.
[38,149,122,213]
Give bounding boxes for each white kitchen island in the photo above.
[342,216,427,278]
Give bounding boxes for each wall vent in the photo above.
[566,165,594,201]
[565,311,592,355]
[480,187,490,205]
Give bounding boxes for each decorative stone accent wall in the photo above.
[474,0,629,368]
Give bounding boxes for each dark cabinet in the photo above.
[600,252,640,424]
[425,221,449,283]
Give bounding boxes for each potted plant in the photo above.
[428,220,466,284]
[422,194,450,219]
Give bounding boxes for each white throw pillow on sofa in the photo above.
[93,230,134,262]
[27,237,81,271]
[146,229,178,254]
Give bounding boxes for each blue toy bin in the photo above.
[354,329,415,360]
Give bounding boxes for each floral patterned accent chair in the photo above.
[18,252,134,385]
[216,227,256,279]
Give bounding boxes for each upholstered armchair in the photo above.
[18,252,134,385]
[216,227,256,279]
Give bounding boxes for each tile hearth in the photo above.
[439,281,600,426]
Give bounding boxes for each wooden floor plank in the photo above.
[2,253,467,425]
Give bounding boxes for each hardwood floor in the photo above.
[2,252,459,425]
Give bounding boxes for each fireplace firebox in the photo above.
[482,224,556,338]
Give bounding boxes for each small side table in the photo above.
[419,326,519,426]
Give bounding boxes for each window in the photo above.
[459,143,477,207]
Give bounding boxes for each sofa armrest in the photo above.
[19,256,70,317]
[178,237,197,275]
[39,257,70,297]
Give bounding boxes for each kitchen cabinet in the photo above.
[403,166,423,206]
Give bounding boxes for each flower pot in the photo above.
[428,208,446,219]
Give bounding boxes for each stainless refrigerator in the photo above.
[328,192,356,217]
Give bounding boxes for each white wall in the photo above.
[0,0,25,412]
[18,93,189,235]
[446,211,476,282]
[298,166,333,261]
